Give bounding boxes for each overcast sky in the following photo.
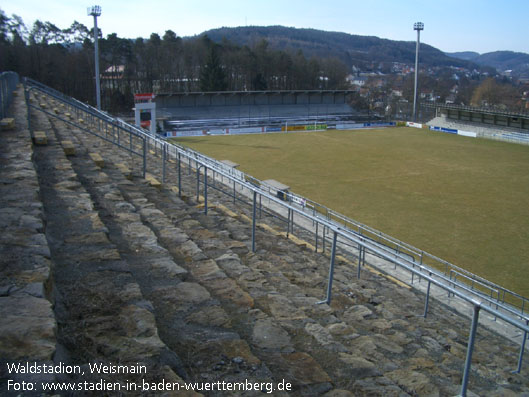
[2,0,528,54]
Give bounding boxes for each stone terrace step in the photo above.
[0,90,56,393]
[22,98,200,395]
[40,102,528,395]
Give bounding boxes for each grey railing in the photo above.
[1,71,20,120]
[23,78,529,396]
[423,102,529,119]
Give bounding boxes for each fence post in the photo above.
[315,222,319,252]
[162,144,166,183]
[142,139,147,178]
[317,231,338,305]
[204,166,208,215]
[196,166,200,202]
[460,304,481,397]
[287,208,291,238]
[357,244,363,279]
[423,275,432,318]
[513,320,528,374]
[322,225,326,253]
[252,190,257,252]
[177,151,182,198]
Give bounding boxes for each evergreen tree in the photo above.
[199,45,227,92]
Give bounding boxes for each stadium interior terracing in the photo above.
[1,74,529,396]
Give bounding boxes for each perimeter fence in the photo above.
[23,76,529,397]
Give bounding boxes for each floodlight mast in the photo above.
[88,5,102,110]
[412,22,424,122]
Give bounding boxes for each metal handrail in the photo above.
[423,102,529,119]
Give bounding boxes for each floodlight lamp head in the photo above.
[414,22,424,31]
[88,5,101,17]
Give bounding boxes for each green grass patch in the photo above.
[171,127,529,297]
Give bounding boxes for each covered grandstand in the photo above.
[154,90,376,135]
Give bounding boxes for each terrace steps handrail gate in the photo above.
[23,78,529,396]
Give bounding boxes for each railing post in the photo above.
[142,138,147,178]
[357,244,363,279]
[162,144,166,183]
[196,166,200,202]
[460,304,481,397]
[204,166,208,215]
[290,207,294,235]
[423,275,432,318]
[315,222,319,252]
[252,190,257,252]
[322,226,326,253]
[287,208,291,238]
[513,320,528,374]
[317,231,338,305]
[177,151,182,198]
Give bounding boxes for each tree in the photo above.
[471,77,520,109]
[199,45,227,92]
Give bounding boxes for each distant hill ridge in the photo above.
[447,50,529,73]
[202,26,474,69]
[201,26,476,70]
[201,26,528,73]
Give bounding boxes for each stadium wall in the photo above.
[164,121,396,138]
[407,121,477,138]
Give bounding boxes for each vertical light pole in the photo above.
[88,5,102,110]
[412,22,424,122]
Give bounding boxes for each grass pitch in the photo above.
[171,127,529,296]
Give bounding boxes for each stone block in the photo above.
[61,140,75,156]
[1,118,15,130]
[33,131,48,145]
[145,173,161,189]
[89,152,104,167]
[116,162,132,180]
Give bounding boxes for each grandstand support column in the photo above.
[317,231,338,305]
[460,304,481,397]
[413,22,424,122]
